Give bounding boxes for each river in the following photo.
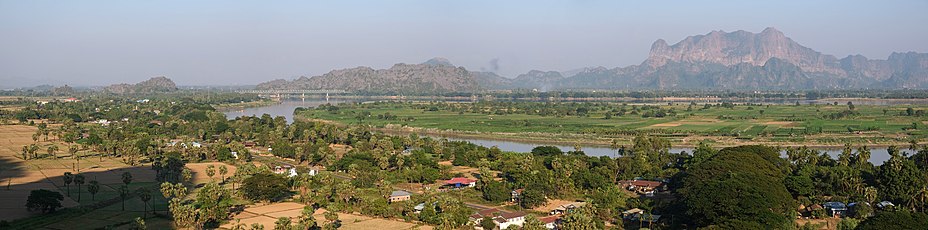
[224,99,912,165]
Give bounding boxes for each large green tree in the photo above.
[676,145,793,228]
[25,189,64,213]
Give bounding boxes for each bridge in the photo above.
[235,89,348,94]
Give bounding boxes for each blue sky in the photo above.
[1,0,926,87]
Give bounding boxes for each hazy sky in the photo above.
[1,0,926,87]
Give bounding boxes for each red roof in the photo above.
[539,215,559,224]
[500,211,526,219]
[445,177,477,185]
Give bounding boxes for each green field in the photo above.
[298,101,928,146]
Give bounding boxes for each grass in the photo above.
[299,101,928,147]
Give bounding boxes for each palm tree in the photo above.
[119,185,130,211]
[122,172,133,187]
[137,187,152,218]
[206,165,216,181]
[63,172,73,196]
[47,145,59,159]
[218,165,228,183]
[74,174,85,202]
[87,180,100,200]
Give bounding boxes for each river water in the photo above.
[223,99,913,165]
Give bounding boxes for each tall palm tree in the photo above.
[119,185,130,211]
[87,180,100,200]
[47,145,59,159]
[74,174,85,202]
[63,172,73,196]
[122,172,133,187]
[137,187,152,218]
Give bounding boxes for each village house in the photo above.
[622,208,661,226]
[444,177,477,189]
[470,208,526,230]
[388,190,412,203]
[273,165,298,177]
[550,202,586,215]
[510,189,524,202]
[823,202,848,218]
[538,215,559,229]
[618,179,665,196]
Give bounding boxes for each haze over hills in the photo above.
[103,76,177,94]
[258,28,928,92]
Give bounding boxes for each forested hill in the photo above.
[256,58,508,94]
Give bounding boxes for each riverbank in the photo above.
[212,99,280,110]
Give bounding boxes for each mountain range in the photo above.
[258,28,928,92]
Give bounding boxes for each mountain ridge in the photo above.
[257,28,928,92]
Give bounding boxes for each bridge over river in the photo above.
[235,89,348,98]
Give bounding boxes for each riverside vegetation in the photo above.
[0,93,927,229]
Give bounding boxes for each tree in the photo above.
[87,180,100,200]
[73,174,85,202]
[519,187,546,209]
[480,216,496,230]
[856,211,928,230]
[137,187,152,218]
[133,217,147,230]
[299,206,318,229]
[531,146,563,156]
[119,185,130,211]
[63,172,73,196]
[522,215,547,230]
[677,145,793,228]
[47,145,58,158]
[241,173,289,202]
[206,165,216,181]
[878,154,927,205]
[274,217,292,230]
[559,205,601,230]
[122,171,133,187]
[25,189,63,213]
[481,181,510,203]
[323,210,340,230]
[196,183,232,227]
[219,164,229,183]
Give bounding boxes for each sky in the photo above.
[1,0,926,88]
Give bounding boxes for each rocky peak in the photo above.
[643,28,840,74]
[422,57,455,67]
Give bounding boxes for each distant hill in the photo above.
[257,58,504,93]
[104,76,177,94]
[257,28,928,92]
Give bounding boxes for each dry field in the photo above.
[0,125,159,222]
[222,202,432,230]
[185,162,238,185]
[531,199,578,213]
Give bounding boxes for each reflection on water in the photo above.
[444,137,905,166]
[227,99,914,166]
[222,98,352,123]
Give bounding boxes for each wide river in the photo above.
[223,99,913,165]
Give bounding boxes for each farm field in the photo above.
[300,101,928,147]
